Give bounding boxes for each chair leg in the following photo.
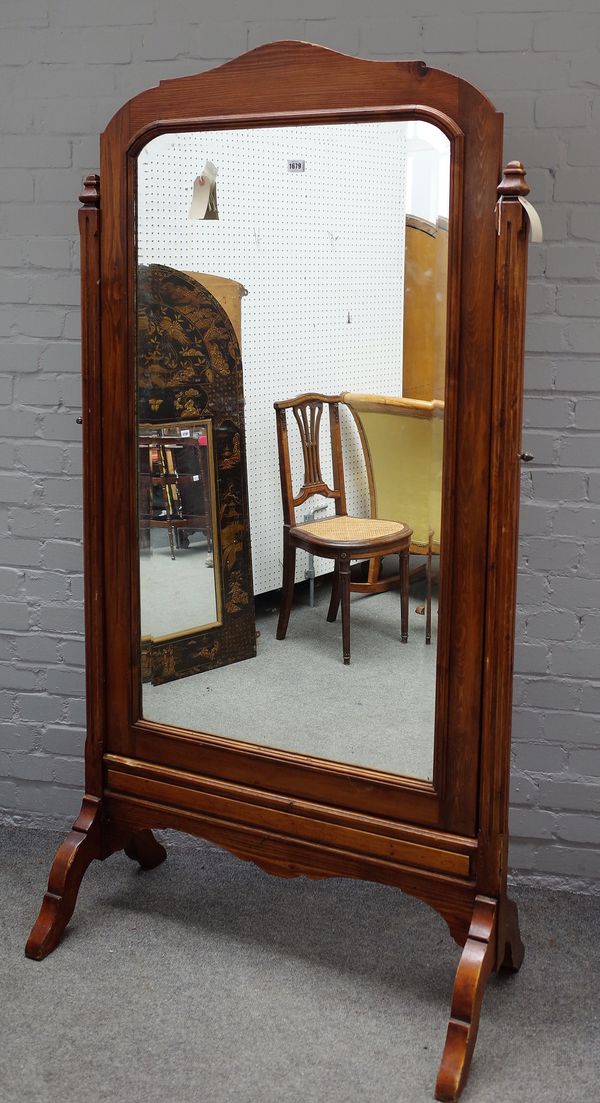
[339,557,351,665]
[426,546,433,645]
[327,563,340,622]
[400,550,409,643]
[276,530,296,641]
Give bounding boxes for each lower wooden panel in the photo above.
[129,724,442,827]
[104,756,477,946]
[106,756,474,876]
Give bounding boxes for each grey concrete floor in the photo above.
[2,826,599,1103]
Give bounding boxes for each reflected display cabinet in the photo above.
[26,42,538,1101]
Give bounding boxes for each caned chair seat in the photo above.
[293,515,411,550]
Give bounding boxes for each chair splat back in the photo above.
[274,393,347,526]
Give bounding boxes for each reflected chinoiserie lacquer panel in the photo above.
[136,120,451,780]
[137,263,256,685]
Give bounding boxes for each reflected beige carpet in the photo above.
[143,573,438,781]
[140,534,217,639]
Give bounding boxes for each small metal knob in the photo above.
[76,416,83,425]
[519,452,534,462]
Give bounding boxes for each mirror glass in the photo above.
[136,120,451,781]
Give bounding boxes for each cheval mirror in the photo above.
[25,42,538,1101]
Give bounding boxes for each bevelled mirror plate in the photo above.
[136,120,451,782]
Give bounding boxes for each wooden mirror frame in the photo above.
[25,42,533,1102]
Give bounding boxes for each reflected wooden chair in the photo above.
[341,393,444,644]
[274,393,412,665]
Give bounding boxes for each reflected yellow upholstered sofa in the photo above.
[341,393,444,643]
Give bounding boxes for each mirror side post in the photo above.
[25,175,167,962]
[479,160,532,972]
[78,175,106,800]
[435,161,530,1103]
[24,176,106,960]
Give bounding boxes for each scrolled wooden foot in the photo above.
[25,796,102,961]
[124,829,167,870]
[435,896,497,1102]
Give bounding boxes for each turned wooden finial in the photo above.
[497,160,529,198]
[79,173,100,207]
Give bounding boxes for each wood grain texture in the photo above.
[25,797,103,960]
[97,40,502,834]
[477,164,531,974]
[78,175,105,797]
[104,791,476,948]
[28,54,527,1103]
[105,757,472,877]
[435,896,497,1102]
[26,181,109,961]
[130,723,440,825]
[100,104,135,758]
[436,80,502,833]
[25,802,167,958]
[105,753,475,855]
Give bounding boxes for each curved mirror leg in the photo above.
[26,803,168,960]
[497,895,525,974]
[25,797,102,961]
[124,829,168,870]
[434,896,497,1102]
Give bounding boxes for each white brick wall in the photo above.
[1,0,599,885]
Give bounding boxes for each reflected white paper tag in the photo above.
[519,197,543,243]
[189,161,218,220]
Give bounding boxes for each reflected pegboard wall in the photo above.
[138,123,406,593]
